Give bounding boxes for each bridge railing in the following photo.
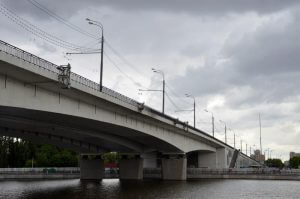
[0,40,139,107]
[187,168,300,176]
[0,40,59,74]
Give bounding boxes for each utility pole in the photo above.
[212,116,215,137]
[234,132,236,148]
[193,99,195,128]
[86,18,104,92]
[259,113,262,155]
[220,120,227,144]
[246,143,248,156]
[100,29,104,92]
[185,94,196,128]
[225,124,227,144]
[204,109,214,137]
[240,140,243,153]
[152,68,165,114]
[163,78,165,114]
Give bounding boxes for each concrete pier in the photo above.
[162,155,187,180]
[119,156,144,180]
[80,155,104,180]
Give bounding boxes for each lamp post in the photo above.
[204,109,214,137]
[86,18,104,92]
[240,139,243,153]
[152,68,165,114]
[229,128,236,149]
[219,120,227,144]
[185,94,196,128]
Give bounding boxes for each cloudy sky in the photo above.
[1,0,300,160]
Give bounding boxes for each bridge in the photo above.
[0,40,260,180]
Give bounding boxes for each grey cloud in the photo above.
[170,7,300,109]
[3,0,300,20]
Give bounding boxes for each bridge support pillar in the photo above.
[80,154,104,180]
[119,155,144,180]
[142,152,158,168]
[162,154,187,180]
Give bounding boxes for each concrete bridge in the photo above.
[0,40,260,180]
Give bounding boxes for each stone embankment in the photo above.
[0,168,80,180]
[2,168,300,180]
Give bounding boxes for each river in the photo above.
[0,179,300,199]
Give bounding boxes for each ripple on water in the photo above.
[0,179,300,199]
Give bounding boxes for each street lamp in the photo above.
[86,18,104,92]
[185,94,196,128]
[204,109,214,137]
[229,128,236,149]
[219,120,227,144]
[152,68,165,114]
[240,139,243,153]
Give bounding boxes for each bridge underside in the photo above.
[0,106,183,154]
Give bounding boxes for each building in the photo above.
[290,152,300,159]
[250,150,265,164]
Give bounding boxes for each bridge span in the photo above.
[0,40,260,180]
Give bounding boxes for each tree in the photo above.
[265,158,284,168]
[0,136,79,168]
[290,157,300,169]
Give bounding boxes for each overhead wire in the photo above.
[165,83,192,106]
[103,51,148,89]
[105,40,146,77]
[0,1,96,51]
[165,92,182,111]
[25,0,99,40]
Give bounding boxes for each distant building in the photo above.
[284,161,289,167]
[250,150,265,164]
[290,152,300,159]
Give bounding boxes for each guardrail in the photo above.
[0,167,80,174]
[0,40,139,107]
[187,168,300,176]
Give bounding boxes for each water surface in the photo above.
[0,179,299,199]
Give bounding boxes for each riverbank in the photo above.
[0,167,80,180]
[2,168,300,181]
[0,173,79,180]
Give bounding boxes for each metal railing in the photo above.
[187,168,300,176]
[0,40,139,107]
[0,167,80,174]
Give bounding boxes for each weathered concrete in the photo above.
[80,156,104,180]
[162,157,187,180]
[119,158,144,180]
[142,152,158,168]
[198,151,217,168]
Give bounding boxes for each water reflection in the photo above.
[0,179,300,199]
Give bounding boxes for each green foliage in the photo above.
[289,157,300,169]
[102,152,119,164]
[265,158,284,168]
[0,136,78,167]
